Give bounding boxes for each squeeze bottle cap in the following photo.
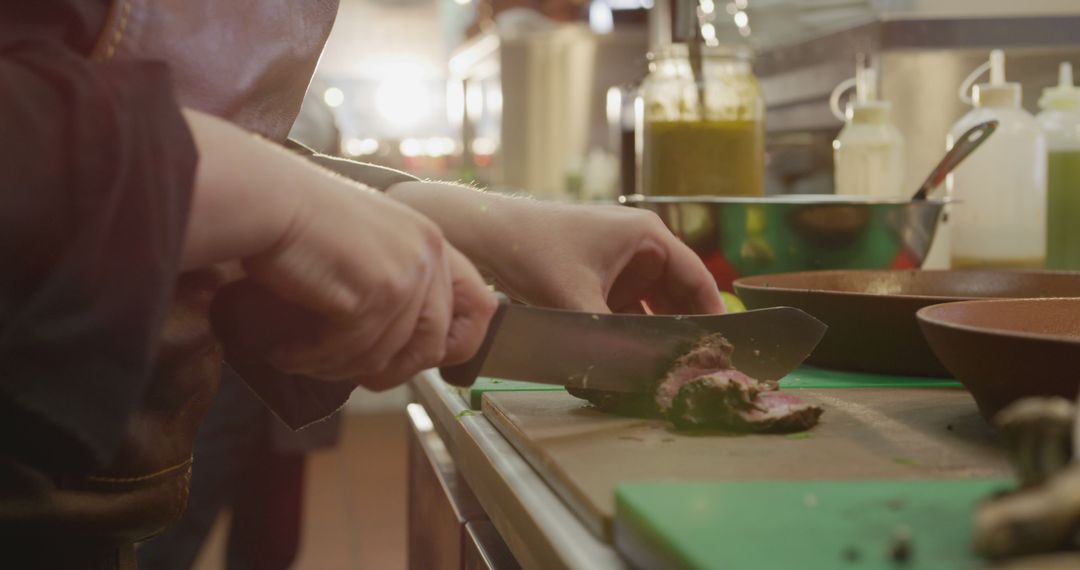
[961,50,1022,109]
[830,63,892,124]
[1039,62,1080,111]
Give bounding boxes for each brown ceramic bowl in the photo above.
[734,270,1080,377]
[918,298,1080,420]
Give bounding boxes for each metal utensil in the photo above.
[440,301,827,392]
[676,0,707,118]
[911,120,998,201]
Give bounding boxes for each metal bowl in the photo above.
[620,194,947,290]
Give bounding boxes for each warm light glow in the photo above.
[606,86,622,129]
[734,0,747,8]
[323,87,345,108]
[424,137,456,157]
[454,0,471,5]
[405,403,434,433]
[472,137,497,156]
[345,138,380,156]
[486,84,503,116]
[589,1,614,34]
[446,81,465,127]
[466,82,484,123]
[700,0,715,15]
[376,67,431,128]
[733,10,749,27]
[400,138,423,157]
[702,23,717,41]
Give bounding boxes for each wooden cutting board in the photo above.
[481,388,1011,541]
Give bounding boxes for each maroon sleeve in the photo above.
[0,24,197,471]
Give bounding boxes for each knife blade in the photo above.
[440,302,827,393]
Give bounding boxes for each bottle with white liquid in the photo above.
[947,49,1047,269]
[831,65,905,198]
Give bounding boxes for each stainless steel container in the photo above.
[621,194,947,290]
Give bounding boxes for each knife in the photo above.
[440,300,827,393]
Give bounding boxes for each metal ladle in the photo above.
[677,0,707,119]
[911,120,998,201]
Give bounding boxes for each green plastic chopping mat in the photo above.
[463,367,959,409]
[615,479,1012,570]
[465,377,564,409]
[780,366,960,389]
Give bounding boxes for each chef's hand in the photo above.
[386,182,724,315]
[246,191,495,390]
[180,109,496,390]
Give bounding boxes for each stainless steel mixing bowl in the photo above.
[620,194,948,290]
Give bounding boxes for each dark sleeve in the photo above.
[0,34,197,471]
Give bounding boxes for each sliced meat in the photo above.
[655,368,761,415]
[568,332,823,433]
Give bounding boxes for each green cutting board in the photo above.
[464,377,564,409]
[781,366,960,389]
[615,479,1012,570]
[462,367,958,409]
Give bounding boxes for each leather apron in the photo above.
[0,0,340,556]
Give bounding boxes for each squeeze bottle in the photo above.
[1036,62,1080,270]
[831,65,905,197]
[946,50,1047,269]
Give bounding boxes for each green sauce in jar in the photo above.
[643,119,764,196]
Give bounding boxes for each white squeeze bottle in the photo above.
[947,49,1047,269]
[831,64,905,197]
[1036,62,1080,270]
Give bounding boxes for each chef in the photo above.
[0,2,723,567]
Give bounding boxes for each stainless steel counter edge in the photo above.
[412,371,628,570]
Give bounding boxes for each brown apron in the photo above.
[1,0,341,559]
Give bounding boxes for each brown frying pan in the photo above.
[918,298,1080,419]
[734,270,1080,377]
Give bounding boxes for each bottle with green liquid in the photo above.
[1037,62,1080,270]
[640,44,765,196]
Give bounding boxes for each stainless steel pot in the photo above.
[621,194,948,290]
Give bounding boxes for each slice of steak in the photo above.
[671,333,735,371]
[734,391,824,433]
[656,368,760,415]
[669,383,823,432]
[566,332,823,433]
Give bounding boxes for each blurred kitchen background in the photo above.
[191,1,1080,568]
[304,0,1080,201]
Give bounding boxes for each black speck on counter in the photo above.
[889,540,911,563]
[888,526,913,563]
[945,423,954,431]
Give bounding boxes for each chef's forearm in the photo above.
[385,180,527,275]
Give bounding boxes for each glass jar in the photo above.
[640,44,765,197]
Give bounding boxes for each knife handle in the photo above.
[438,293,509,387]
